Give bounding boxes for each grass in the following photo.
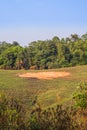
[0,65,87,110]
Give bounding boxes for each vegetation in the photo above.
[0,65,87,109]
[29,105,76,130]
[29,83,87,130]
[0,83,87,130]
[0,33,87,129]
[1,33,87,69]
[0,93,29,130]
[73,82,87,108]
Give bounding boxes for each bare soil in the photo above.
[19,71,70,80]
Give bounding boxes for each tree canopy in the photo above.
[0,33,87,70]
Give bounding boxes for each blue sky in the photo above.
[0,0,87,46]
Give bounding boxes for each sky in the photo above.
[0,0,87,46]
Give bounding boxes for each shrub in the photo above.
[29,105,77,130]
[73,82,87,109]
[0,93,29,130]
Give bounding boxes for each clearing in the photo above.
[0,65,87,109]
[19,71,70,80]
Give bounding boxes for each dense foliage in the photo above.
[0,33,87,69]
[29,105,76,130]
[0,85,87,130]
[73,82,87,108]
[0,93,29,130]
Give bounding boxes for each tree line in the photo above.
[0,33,87,70]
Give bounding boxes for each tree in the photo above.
[81,33,87,41]
[70,34,79,42]
[0,45,23,69]
[52,36,60,43]
[12,41,20,46]
[0,41,12,54]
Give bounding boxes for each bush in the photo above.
[0,87,87,130]
[29,105,77,130]
[73,82,87,109]
[0,93,29,130]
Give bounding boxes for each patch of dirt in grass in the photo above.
[18,71,70,80]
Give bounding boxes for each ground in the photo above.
[19,71,70,80]
[1,65,87,109]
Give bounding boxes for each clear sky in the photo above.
[0,0,87,46]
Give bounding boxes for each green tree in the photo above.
[0,45,23,69]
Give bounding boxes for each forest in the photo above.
[0,33,87,70]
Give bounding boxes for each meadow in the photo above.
[0,65,87,111]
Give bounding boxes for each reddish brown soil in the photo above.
[19,71,70,80]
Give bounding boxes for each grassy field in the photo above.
[0,65,87,110]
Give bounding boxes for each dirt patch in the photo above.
[19,71,70,80]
